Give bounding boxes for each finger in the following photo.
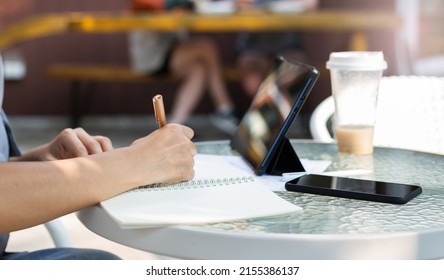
[181,125,195,140]
[190,142,198,156]
[59,129,89,158]
[93,136,113,152]
[162,124,194,139]
[73,128,105,154]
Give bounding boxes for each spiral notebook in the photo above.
[100,154,301,228]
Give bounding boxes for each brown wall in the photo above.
[1,0,396,116]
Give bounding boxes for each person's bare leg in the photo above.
[168,60,206,124]
[170,39,234,112]
[195,39,233,110]
[237,50,308,97]
[237,51,272,97]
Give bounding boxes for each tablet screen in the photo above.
[230,56,319,175]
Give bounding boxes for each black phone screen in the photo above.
[285,174,422,204]
[230,56,319,175]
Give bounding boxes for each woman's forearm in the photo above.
[0,124,195,233]
[0,148,136,232]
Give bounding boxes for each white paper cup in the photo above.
[326,51,387,154]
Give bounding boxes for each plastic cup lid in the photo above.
[326,51,387,71]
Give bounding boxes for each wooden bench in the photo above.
[47,63,240,127]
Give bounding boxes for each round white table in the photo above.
[77,140,444,259]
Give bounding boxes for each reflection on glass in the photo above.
[300,175,418,197]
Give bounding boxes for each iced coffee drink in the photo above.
[326,51,387,154]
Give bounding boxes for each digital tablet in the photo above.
[230,56,319,175]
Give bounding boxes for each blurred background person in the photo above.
[235,0,319,97]
[129,0,241,134]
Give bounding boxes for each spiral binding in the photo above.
[131,175,255,192]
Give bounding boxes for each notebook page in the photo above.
[100,154,301,228]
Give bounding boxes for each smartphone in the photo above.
[285,174,422,204]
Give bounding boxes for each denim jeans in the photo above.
[1,248,121,260]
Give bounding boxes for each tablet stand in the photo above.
[265,137,305,175]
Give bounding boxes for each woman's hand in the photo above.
[13,127,113,161]
[127,123,197,185]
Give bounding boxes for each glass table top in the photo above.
[195,140,444,235]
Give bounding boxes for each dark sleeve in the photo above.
[0,233,9,257]
[1,111,21,157]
